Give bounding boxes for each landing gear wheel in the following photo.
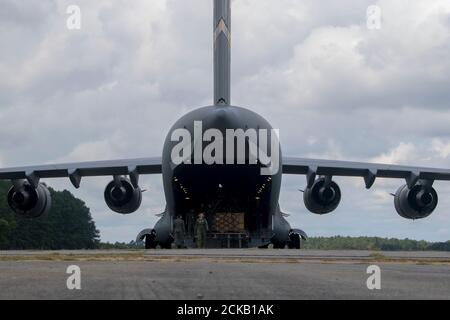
[145,238,157,249]
[288,233,301,249]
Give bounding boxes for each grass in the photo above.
[0,250,449,265]
[369,252,388,261]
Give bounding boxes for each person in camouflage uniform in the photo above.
[195,213,209,248]
[173,215,186,248]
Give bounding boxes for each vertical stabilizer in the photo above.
[214,0,231,105]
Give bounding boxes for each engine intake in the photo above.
[304,177,341,214]
[394,182,438,219]
[7,182,52,218]
[104,176,142,214]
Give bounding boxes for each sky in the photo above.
[1,0,450,242]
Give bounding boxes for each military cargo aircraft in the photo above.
[1,0,449,249]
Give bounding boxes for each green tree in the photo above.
[303,235,450,251]
[0,181,100,250]
[0,218,10,247]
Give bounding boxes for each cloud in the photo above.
[57,140,117,162]
[371,142,417,164]
[432,138,450,159]
[1,0,450,241]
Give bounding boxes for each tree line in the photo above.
[0,181,100,250]
[100,237,450,251]
[302,236,450,251]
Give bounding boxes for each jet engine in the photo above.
[7,182,52,218]
[304,177,341,214]
[104,176,142,214]
[394,182,438,219]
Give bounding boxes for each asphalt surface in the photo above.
[0,250,449,300]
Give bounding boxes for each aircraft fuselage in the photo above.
[154,105,291,248]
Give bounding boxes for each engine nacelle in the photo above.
[303,177,341,214]
[394,182,438,219]
[104,177,142,214]
[7,182,52,218]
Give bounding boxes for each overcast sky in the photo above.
[1,0,450,242]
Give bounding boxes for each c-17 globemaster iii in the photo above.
[1,0,449,249]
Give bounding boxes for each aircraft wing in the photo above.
[0,157,162,188]
[282,157,450,188]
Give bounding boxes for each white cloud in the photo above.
[58,140,117,162]
[371,142,417,164]
[432,138,450,159]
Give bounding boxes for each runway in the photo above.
[0,250,449,300]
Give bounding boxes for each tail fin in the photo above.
[213,0,231,105]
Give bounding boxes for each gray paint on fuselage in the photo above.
[155,105,288,246]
